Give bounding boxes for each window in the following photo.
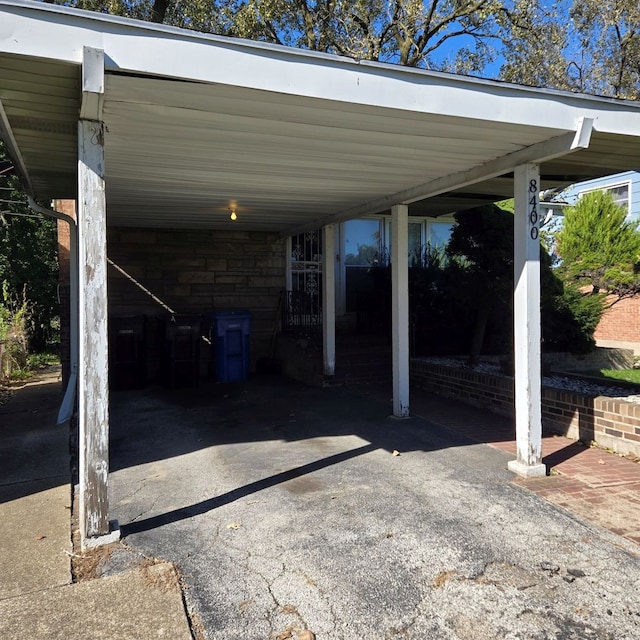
[385,218,455,265]
[428,221,454,249]
[580,182,630,213]
[344,219,383,266]
[408,223,423,266]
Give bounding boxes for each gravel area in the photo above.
[422,357,640,404]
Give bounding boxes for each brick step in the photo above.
[330,354,392,385]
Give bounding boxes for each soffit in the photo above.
[2,1,640,231]
[0,54,78,197]
[100,74,567,230]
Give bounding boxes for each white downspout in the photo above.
[28,197,78,426]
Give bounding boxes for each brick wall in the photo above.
[594,295,640,343]
[107,227,286,381]
[542,348,634,372]
[54,200,76,386]
[411,359,640,458]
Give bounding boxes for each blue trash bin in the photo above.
[211,310,251,382]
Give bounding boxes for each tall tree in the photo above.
[224,0,540,74]
[569,0,640,99]
[498,0,575,90]
[0,142,59,351]
[446,204,514,364]
[52,1,555,77]
[48,0,640,96]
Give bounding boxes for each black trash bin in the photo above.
[162,314,202,389]
[109,315,147,390]
[211,310,251,382]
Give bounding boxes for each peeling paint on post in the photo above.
[78,117,111,540]
[509,164,546,478]
[391,204,410,418]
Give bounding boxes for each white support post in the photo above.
[391,204,410,417]
[78,48,119,549]
[322,224,336,376]
[509,164,546,478]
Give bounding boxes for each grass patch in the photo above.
[582,369,640,386]
[27,351,60,369]
[1,351,60,384]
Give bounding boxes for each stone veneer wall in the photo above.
[411,359,640,458]
[107,227,286,381]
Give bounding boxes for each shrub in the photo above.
[0,283,30,380]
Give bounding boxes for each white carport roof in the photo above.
[2,0,640,233]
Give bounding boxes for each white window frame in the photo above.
[339,215,455,313]
[286,216,457,318]
[578,180,631,215]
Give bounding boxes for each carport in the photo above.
[3,0,640,549]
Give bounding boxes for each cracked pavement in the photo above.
[107,377,640,639]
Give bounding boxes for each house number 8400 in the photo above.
[528,178,539,240]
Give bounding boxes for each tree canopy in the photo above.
[47,0,640,98]
[0,142,59,351]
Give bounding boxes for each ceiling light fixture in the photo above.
[229,207,237,221]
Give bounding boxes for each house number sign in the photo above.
[529,178,539,240]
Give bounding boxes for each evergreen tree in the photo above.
[556,190,640,297]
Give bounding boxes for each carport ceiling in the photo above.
[2,0,640,233]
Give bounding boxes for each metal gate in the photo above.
[285,229,323,331]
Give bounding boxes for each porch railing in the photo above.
[282,290,322,334]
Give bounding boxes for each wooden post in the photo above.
[78,119,114,546]
[509,164,546,477]
[322,224,336,376]
[77,47,119,548]
[391,204,410,417]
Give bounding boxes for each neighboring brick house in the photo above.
[593,294,640,353]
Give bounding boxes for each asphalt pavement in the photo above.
[106,375,640,640]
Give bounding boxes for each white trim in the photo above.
[335,224,345,317]
[80,46,104,121]
[578,180,632,213]
[391,204,410,418]
[509,164,546,478]
[285,236,292,292]
[4,1,640,136]
[322,224,336,376]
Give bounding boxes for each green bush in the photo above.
[0,283,30,380]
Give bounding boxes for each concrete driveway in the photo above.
[107,376,640,639]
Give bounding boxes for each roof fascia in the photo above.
[284,118,594,236]
[2,1,640,135]
[80,46,104,121]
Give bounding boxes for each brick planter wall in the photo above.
[107,227,286,381]
[411,359,640,458]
